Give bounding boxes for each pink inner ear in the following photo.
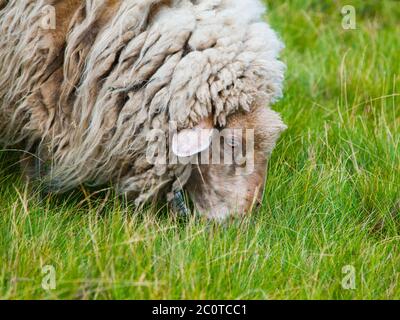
[172,117,214,158]
[172,127,214,158]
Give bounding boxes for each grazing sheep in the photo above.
[0,0,286,220]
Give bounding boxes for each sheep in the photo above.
[0,0,286,220]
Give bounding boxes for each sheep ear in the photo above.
[172,118,214,158]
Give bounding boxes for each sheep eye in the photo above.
[227,136,240,148]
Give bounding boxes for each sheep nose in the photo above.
[246,182,266,213]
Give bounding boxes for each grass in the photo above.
[0,0,399,299]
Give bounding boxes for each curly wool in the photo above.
[0,0,285,204]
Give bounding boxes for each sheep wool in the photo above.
[0,0,285,204]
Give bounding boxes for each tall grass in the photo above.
[0,0,399,299]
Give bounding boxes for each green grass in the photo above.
[1,0,399,299]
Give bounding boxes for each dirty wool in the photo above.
[0,0,285,204]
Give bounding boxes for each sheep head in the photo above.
[172,106,286,220]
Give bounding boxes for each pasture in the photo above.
[0,0,399,299]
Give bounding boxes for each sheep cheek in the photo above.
[185,163,266,220]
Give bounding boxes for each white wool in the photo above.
[0,0,285,204]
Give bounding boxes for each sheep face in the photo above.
[173,106,286,220]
